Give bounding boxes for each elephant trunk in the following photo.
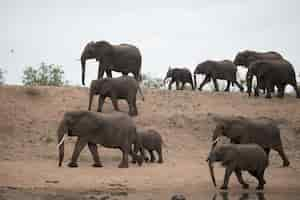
[81,56,86,85]
[57,121,66,167]
[194,74,197,89]
[88,89,94,111]
[208,157,217,187]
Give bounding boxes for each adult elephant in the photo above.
[233,50,283,95]
[57,111,144,168]
[163,67,194,90]
[194,60,244,92]
[247,59,300,98]
[212,116,290,167]
[80,41,142,85]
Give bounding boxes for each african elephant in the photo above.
[233,50,284,95]
[194,60,244,92]
[57,111,144,168]
[247,59,300,98]
[88,76,144,116]
[134,128,163,163]
[164,67,194,90]
[80,41,142,85]
[207,144,268,190]
[212,116,290,167]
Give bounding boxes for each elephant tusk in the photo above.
[212,137,220,145]
[57,135,66,148]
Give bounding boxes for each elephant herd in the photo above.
[55,41,294,192]
[164,50,300,99]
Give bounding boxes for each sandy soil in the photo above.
[0,85,300,199]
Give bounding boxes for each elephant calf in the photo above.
[88,76,144,116]
[164,67,194,90]
[207,144,268,190]
[134,129,163,163]
[57,111,144,168]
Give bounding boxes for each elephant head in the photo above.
[207,145,237,188]
[57,111,85,167]
[88,79,112,111]
[163,66,173,84]
[81,41,113,85]
[233,50,257,67]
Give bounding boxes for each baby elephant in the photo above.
[134,129,164,163]
[207,144,268,190]
[88,76,144,116]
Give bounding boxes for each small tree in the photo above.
[0,68,5,85]
[22,62,66,86]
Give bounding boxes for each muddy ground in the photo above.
[0,85,300,199]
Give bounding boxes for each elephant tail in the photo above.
[137,84,145,101]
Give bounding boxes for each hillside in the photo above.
[0,85,300,200]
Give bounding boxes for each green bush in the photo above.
[22,62,67,86]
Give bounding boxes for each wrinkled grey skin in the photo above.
[207,144,268,190]
[247,59,300,98]
[133,129,163,163]
[164,67,194,90]
[194,60,244,92]
[81,41,142,85]
[57,111,143,168]
[233,50,283,95]
[212,117,290,167]
[88,76,144,116]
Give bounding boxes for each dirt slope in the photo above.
[0,85,300,199]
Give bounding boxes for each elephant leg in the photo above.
[291,82,300,98]
[97,96,105,112]
[127,96,137,116]
[265,81,273,99]
[234,169,249,189]
[105,69,112,78]
[254,86,260,97]
[220,166,234,190]
[273,145,290,167]
[276,84,285,98]
[129,147,143,166]
[119,148,129,168]
[97,63,105,80]
[180,82,186,90]
[87,142,103,167]
[68,138,87,168]
[249,170,265,190]
[111,96,120,111]
[234,81,244,92]
[224,80,230,92]
[212,78,219,92]
[157,146,163,163]
[149,150,156,162]
[175,81,180,90]
[198,75,210,91]
[168,79,174,90]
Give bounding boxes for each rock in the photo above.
[171,194,186,200]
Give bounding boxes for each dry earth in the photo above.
[1,85,300,199]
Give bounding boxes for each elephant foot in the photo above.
[129,112,138,117]
[265,95,272,99]
[144,157,150,162]
[240,87,244,92]
[283,160,290,167]
[242,184,249,189]
[158,159,163,164]
[118,162,129,168]
[96,109,102,112]
[198,88,202,91]
[296,95,300,99]
[220,185,228,190]
[131,160,137,164]
[67,162,78,168]
[256,185,264,190]
[92,163,103,168]
[150,159,155,163]
[224,88,230,92]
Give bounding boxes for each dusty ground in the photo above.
[1,85,300,200]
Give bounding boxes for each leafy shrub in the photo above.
[22,62,67,86]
